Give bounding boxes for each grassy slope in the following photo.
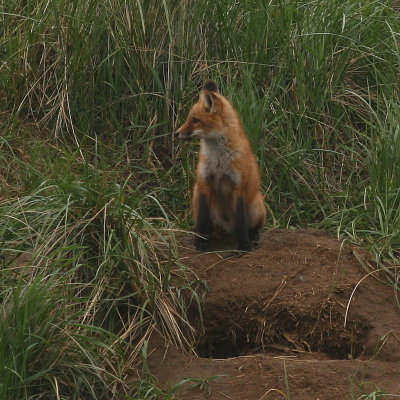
[0,0,399,398]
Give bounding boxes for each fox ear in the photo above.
[201,91,219,113]
[200,80,220,112]
[203,80,219,92]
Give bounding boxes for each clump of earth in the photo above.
[149,229,400,399]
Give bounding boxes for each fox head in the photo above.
[176,81,233,141]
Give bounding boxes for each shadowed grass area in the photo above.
[0,268,123,399]
[0,163,199,399]
[1,0,400,398]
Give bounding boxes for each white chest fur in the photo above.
[199,136,241,187]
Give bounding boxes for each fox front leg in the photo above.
[235,197,252,253]
[194,193,213,251]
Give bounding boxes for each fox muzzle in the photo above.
[176,131,193,140]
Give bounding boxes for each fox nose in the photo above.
[176,131,192,140]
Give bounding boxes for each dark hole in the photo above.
[197,337,239,359]
[194,308,368,360]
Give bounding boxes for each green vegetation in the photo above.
[1,0,399,398]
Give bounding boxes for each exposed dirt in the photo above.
[149,229,400,399]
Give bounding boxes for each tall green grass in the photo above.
[0,269,122,399]
[1,0,400,398]
[0,169,199,398]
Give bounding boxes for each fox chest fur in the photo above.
[196,137,243,232]
[198,137,241,200]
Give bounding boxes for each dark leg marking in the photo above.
[235,197,252,252]
[194,193,213,251]
[248,227,260,244]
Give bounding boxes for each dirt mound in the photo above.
[149,229,400,399]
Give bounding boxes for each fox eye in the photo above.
[192,117,200,123]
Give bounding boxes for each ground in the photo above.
[148,229,400,400]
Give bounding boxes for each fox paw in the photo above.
[194,238,210,252]
[237,240,253,253]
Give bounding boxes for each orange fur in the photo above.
[176,81,266,250]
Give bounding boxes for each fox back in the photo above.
[176,81,266,252]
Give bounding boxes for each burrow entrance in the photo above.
[193,303,370,360]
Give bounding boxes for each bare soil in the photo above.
[148,229,400,400]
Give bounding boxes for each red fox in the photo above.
[176,81,266,252]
